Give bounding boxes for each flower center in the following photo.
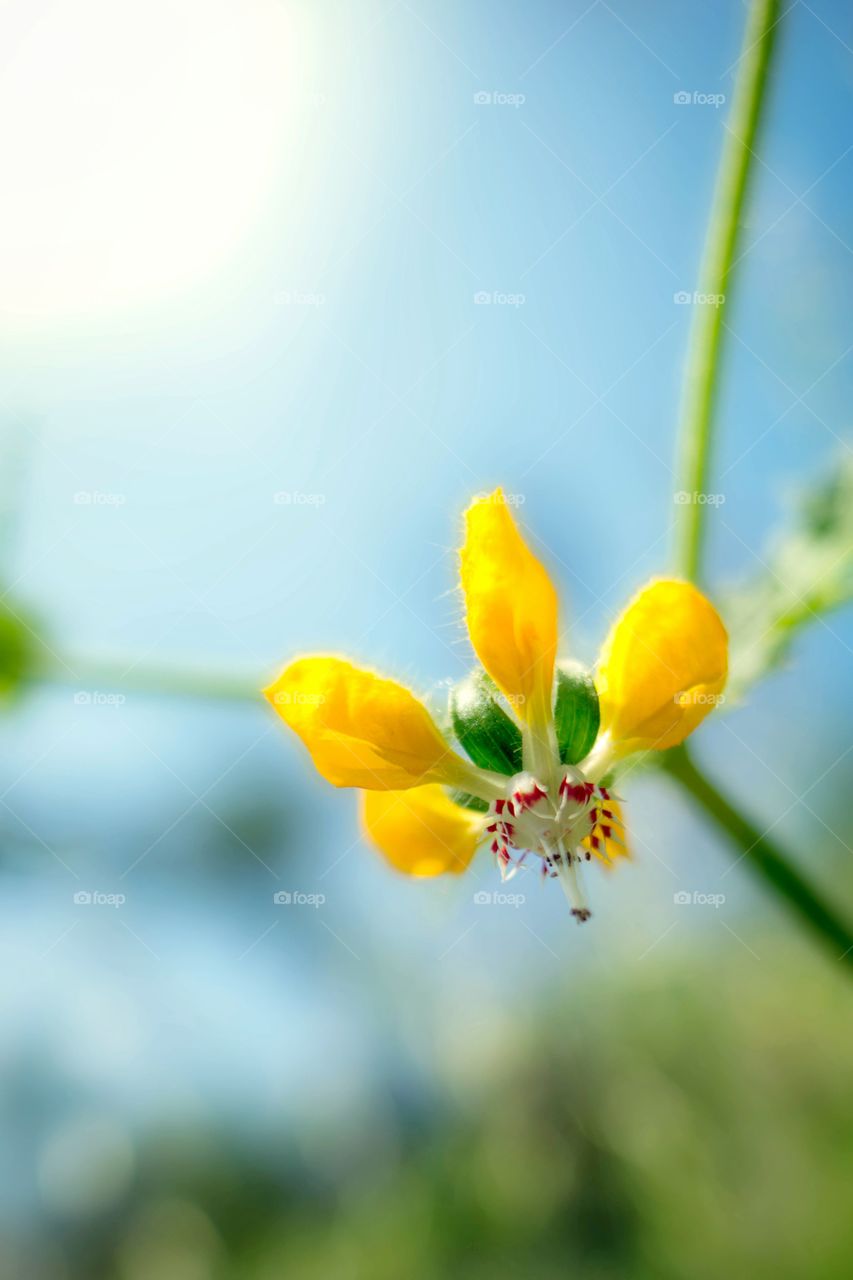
[484,767,618,923]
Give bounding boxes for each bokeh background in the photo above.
[1,1,852,1276]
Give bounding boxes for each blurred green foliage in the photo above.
[724,455,853,701]
[14,940,852,1280]
[0,602,37,701]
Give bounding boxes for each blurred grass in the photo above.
[12,936,852,1280]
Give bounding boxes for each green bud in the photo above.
[554,660,600,765]
[450,670,522,777]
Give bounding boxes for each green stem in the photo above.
[662,745,853,965]
[673,0,783,583]
[33,650,263,704]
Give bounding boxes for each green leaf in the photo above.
[722,454,853,700]
[553,660,600,764]
[449,670,522,777]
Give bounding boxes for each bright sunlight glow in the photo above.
[0,0,307,328]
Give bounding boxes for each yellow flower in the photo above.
[265,490,727,922]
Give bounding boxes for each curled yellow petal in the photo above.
[265,657,458,790]
[596,580,728,753]
[460,489,558,725]
[361,785,483,877]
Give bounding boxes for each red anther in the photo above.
[490,840,499,854]
[494,799,505,814]
[601,807,614,821]
[599,786,610,800]
[507,800,516,817]
[590,835,601,852]
[601,825,612,840]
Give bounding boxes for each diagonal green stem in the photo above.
[662,745,853,965]
[673,0,783,583]
[665,0,848,967]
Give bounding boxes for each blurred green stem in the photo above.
[665,0,845,965]
[36,651,262,703]
[673,0,782,583]
[663,745,853,966]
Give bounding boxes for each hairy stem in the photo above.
[662,745,853,966]
[673,0,783,582]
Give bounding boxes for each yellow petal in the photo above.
[265,657,458,790]
[361,786,482,877]
[460,489,559,725]
[596,580,728,753]
[582,797,630,865]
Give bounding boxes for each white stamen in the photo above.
[541,835,591,923]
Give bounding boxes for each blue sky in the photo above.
[0,0,851,1191]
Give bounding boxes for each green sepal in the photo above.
[554,660,600,765]
[448,789,489,813]
[449,670,522,777]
